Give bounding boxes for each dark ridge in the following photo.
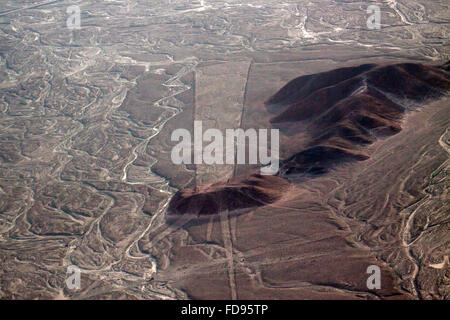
[267,63,376,106]
[313,120,376,146]
[268,61,449,178]
[166,61,449,220]
[439,60,450,72]
[166,174,290,220]
[307,87,404,146]
[270,76,364,123]
[366,64,450,100]
[399,63,450,91]
[270,63,450,124]
[279,145,369,176]
[314,86,406,127]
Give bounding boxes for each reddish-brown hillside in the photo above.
[167,61,450,219]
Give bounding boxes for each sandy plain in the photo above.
[0,0,448,299]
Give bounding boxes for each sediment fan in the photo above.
[167,61,450,219]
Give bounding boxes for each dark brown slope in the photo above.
[167,174,290,221]
[270,62,449,122]
[167,61,450,219]
[274,62,450,176]
[267,63,377,107]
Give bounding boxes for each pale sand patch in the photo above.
[194,61,251,185]
[429,256,449,269]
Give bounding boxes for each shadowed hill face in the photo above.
[167,61,450,220]
[271,62,450,124]
[366,64,450,100]
[166,174,290,220]
[266,63,377,107]
[440,61,450,72]
[273,62,449,176]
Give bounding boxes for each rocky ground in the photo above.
[0,0,448,299]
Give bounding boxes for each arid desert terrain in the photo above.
[0,0,449,300]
